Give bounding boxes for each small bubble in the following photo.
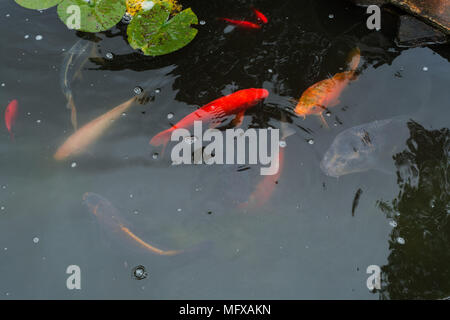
[279,141,287,148]
[167,112,174,119]
[35,35,43,41]
[389,220,397,228]
[122,13,133,24]
[132,265,148,280]
[36,119,41,124]
[1,83,5,87]
[268,69,273,73]
[105,52,114,60]
[328,14,334,19]
[396,237,405,245]
[134,86,143,95]
[307,139,314,145]
[155,88,161,94]
[325,111,331,117]
[184,136,198,145]
[6,14,10,18]
[133,210,139,215]
[71,162,77,168]
[121,112,127,117]
[177,208,182,212]
[129,194,134,198]
[422,66,428,71]
[152,153,158,160]
[24,35,29,39]
[33,237,39,244]
[199,20,206,25]
[1,185,6,189]
[0,206,5,211]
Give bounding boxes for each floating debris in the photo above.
[307,139,314,145]
[167,112,174,119]
[351,188,363,217]
[389,220,398,228]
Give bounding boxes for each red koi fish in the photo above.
[220,18,262,29]
[150,88,269,147]
[252,7,268,24]
[4,99,18,140]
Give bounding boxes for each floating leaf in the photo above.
[57,0,126,33]
[15,0,62,10]
[127,3,198,56]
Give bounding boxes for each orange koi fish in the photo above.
[150,88,269,147]
[4,99,18,140]
[54,96,137,161]
[294,48,361,127]
[220,18,262,29]
[83,192,182,256]
[251,7,268,24]
[241,113,294,209]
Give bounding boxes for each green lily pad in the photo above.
[127,3,198,56]
[15,0,62,10]
[57,0,126,33]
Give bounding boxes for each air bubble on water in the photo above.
[328,14,334,19]
[24,35,29,39]
[152,153,158,160]
[199,20,206,25]
[268,69,273,73]
[1,185,6,189]
[389,220,397,228]
[6,14,10,18]
[129,194,134,198]
[184,136,198,145]
[35,35,43,41]
[122,13,133,24]
[307,139,314,145]
[132,265,147,280]
[71,162,77,168]
[105,52,114,60]
[279,141,287,148]
[0,206,5,211]
[1,83,5,87]
[167,113,174,119]
[396,237,405,245]
[155,88,161,94]
[134,86,143,95]
[133,210,139,215]
[177,208,182,212]
[36,120,41,124]
[121,112,127,117]
[422,66,428,71]
[33,237,39,244]
[325,111,331,117]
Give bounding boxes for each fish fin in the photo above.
[328,99,340,107]
[231,111,245,128]
[319,113,329,129]
[150,128,172,147]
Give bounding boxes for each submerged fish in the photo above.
[220,18,262,29]
[251,7,268,24]
[320,117,411,177]
[242,113,295,209]
[4,99,18,140]
[60,39,95,131]
[150,88,269,147]
[83,192,182,256]
[54,96,137,161]
[294,48,361,127]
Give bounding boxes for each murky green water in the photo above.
[0,0,448,299]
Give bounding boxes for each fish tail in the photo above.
[149,128,173,147]
[69,99,78,131]
[348,47,361,72]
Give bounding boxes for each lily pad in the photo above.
[57,0,126,33]
[127,3,198,56]
[15,0,62,10]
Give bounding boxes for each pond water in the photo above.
[0,0,449,299]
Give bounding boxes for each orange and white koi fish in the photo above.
[294,47,361,127]
[83,192,181,256]
[4,99,18,140]
[54,96,136,161]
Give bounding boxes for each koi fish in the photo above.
[294,48,361,127]
[241,113,295,209]
[83,192,182,256]
[4,99,18,140]
[220,18,262,29]
[60,39,96,131]
[54,96,137,161]
[251,7,268,24]
[150,88,269,147]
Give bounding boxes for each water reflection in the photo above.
[377,121,450,299]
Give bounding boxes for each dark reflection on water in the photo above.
[377,121,450,299]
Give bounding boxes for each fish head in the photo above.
[320,131,374,177]
[236,88,269,109]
